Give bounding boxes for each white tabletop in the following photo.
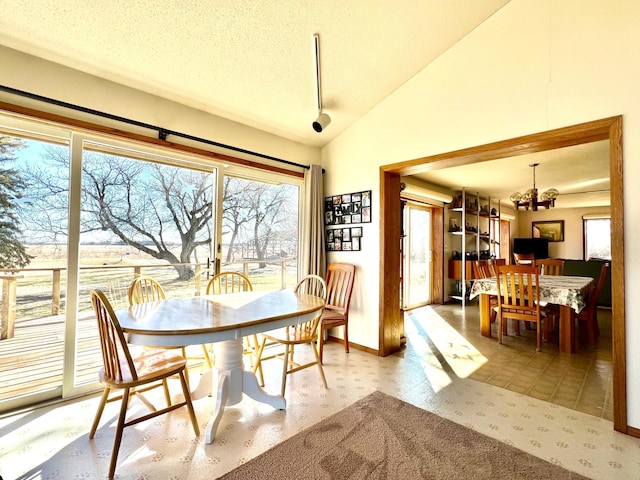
[116,289,325,347]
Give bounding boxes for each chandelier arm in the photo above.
[511,163,557,211]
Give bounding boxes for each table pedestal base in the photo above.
[204,338,286,444]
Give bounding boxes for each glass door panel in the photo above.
[403,205,432,309]
[0,122,71,411]
[220,174,299,290]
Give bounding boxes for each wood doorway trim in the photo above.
[379,116,627,433]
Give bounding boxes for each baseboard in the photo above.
[326,335,379,356]
[627,425,640,439]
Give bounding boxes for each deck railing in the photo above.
[0,258,295,339]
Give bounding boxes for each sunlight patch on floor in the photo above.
[405,306,488,379]
[408,330,453,392]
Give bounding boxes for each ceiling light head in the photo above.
[312,112,331,133]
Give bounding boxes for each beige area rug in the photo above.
[220,390,589,480]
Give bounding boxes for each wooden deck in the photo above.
[0,311,102,404]
[0,311,213,409]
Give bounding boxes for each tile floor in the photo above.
[418,302,613,420]
[1,305,638,480]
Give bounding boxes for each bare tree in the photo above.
[24,146,212,280]
[22,145,297,278]
[246,182,297,268]
[220,177,297,267]
[221,177,253,262]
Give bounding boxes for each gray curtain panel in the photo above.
[301,164,326,279]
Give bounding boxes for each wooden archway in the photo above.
[379,116,627,433]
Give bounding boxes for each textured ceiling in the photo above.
[0,0,510,147]
[411,140,611,209]
[0,0,609,208]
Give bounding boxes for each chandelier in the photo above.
[510,163,559,211]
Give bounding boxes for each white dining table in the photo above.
[469,275,594,353]
[115,289,325,443]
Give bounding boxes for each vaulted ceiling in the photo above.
[0,1,609,207]
[0,0,509,147]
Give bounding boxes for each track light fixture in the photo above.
[312,33,331,133]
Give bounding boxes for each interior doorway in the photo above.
[402,202,433,310]
[379,116,626,433]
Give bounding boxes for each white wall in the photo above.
[322,0,640,427]
[516,206,611,259]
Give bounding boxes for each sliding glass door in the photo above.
[0,111,303,412]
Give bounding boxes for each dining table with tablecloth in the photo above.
[469,274,594,353]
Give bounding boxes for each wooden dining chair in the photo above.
[537,258,565,276]
[474,259,494,279]
[319,263,356,363]
[535,259,565,339]
[575,262,609,348]
[495,264,544,352]
[474,260,498,324]
[253,274,327,396]
[89,289,199,479]
[513,252,536,265]
[206,271,262,384]
[128,276,213,387]
[206,271,253,295]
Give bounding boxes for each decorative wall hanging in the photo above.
[326,226,362,251]
[532,220,564,242]
[324,190,371,226]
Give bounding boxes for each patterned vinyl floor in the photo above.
[0,304,637,480]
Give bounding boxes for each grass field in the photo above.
[6,244,298,322]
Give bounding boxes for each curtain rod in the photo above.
[0,84,310,171]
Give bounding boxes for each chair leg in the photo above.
[251,335,264,386]
[178,370,200,436]
[535,322,541,352]
[311,341,328,389]
[587,314,597,349]
[108,387,131,479]
[201,344,214,369]
[162,379,171,406]
[280,344,290,397]
[497,313,503,345]
[318,325,325,364]
[252,337,267,386]
[343,323,349,353]
[90,387,110,438]
[180,347,191,389]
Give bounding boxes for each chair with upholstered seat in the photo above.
[495,264,545,352]
[89,289,199,479]
[128,276,213,386]
[319,263,356,363]
[206,271,262,384]
[253,274,327,396]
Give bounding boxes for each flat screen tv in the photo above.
[513,237,549,259]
